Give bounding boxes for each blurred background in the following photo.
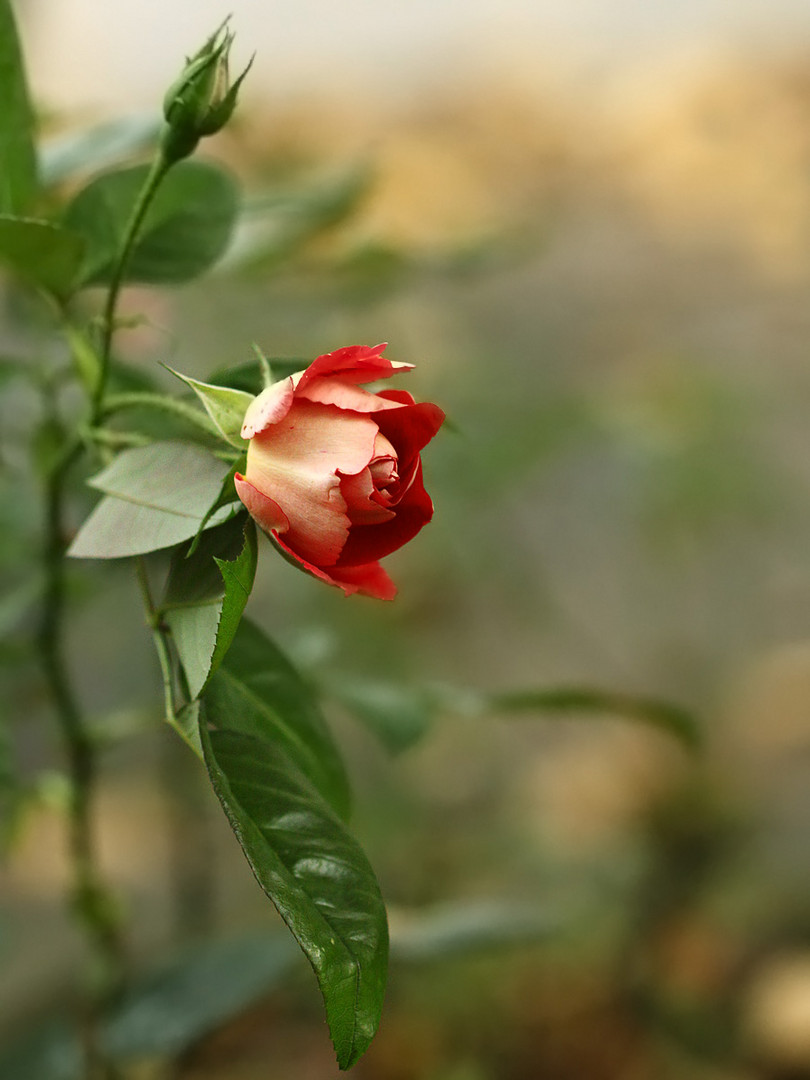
[3,1,810,1077]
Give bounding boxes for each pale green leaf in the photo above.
[67,496,235,559]
[87,441,232,517]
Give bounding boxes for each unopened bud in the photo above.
[160,20,253,164]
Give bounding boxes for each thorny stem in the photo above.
[37,443,125,1080]
[36,144,175,1079]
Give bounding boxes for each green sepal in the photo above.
[167,367,252,449]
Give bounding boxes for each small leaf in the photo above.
[0,0,37,214]
[203,618,351,819]
[165,517,257,698]
[168,367,252,449]
[0,216,85,298]
[64,159,239,285]
[201,726,388,1070]
[488,687,701,750]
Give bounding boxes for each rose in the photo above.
[234,344,445,599]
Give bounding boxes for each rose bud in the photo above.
[234,344,445,600]
[161,20,253,164]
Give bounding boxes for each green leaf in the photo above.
[69,441,238,559]
[164,517,257,698]
[167,367,252,449]
[0,216,85,298]
[233,165,371,272]
[390,900,557,963]
[330,675,435,753]
[87,441,232,516]
[0,934,299,1077]
[203,618,351,819]
[488,686,701,750]
[201,726,388,1070]
[67,496,236,559]
[104,932,299,1061]
[63,159,239,286]
[0,0,37,215]
[40,113,160,188]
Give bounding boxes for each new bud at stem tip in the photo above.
[161,19,253,164]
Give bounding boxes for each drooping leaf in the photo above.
[167,368,252,449]
[0,217,85,299]
[203,618,350,819]
[164,517,257,698]
[63,159,239,286]
[201,725,388,1070]
[0,0,37,215]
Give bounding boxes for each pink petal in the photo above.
[336,460,434,567]
[234,474,290,534]
[296,343,413,393]
[244,401,377,567]
[296,376,405,414]
[270,530,396,600]
[339,467,396,525]
[241,377,295,438]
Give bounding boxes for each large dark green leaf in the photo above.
[201,725,388,1070]
[63,159,239,285]
[203,618,350,819]
[0,0,37,215]
[0,217,85,298]
[164,517,257,698]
